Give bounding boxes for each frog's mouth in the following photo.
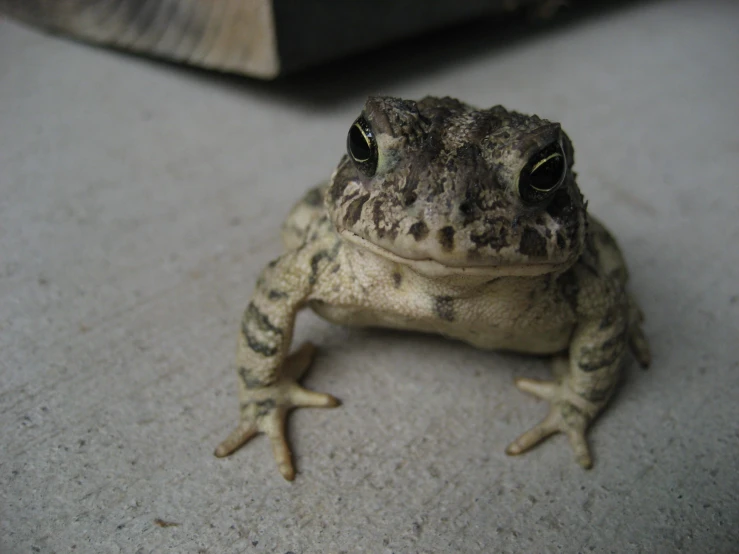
[340,230,574,278]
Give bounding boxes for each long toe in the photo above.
[505,410,560,456]
[214,423,258,457]
[566,428,593,469]
[262,408,295,481]
[514,378,558,401]
[289,383,341,408]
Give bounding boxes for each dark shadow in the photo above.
[260,0,654,107]
[163,0,653,107]
[49,0,654,109]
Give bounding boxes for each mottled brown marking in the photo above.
[372,199,384,229]
[409,220,429,241]
[268,289,288,301]
[578,328,627,373]
[556,231,566,250]
[304,187,324,207]
[458,200,476,226]
[392,272,402,287]
[557,269,579,313]
[308,241,341,285]
[455,143,482,164]
[459,182,483,218]
[242,327,279,357]
[372,199,398,239]
[255,399,276,417]
[329,172,350,204]
[434,296,455,321]
[345,195,369,227]
[403,177,419,206]
[470,217,509,250]
[519,227,547,258]
[239,367,267,389]
[437,226,455,251]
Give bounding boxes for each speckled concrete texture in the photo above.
[1,1,738,552]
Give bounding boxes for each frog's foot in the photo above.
[505,378,602,469]
[214,342,340,481]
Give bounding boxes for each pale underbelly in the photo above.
[309,301,573,355]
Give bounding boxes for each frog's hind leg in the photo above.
[589,216,651,369]
[627,298,651,369]
[281,184,328,250]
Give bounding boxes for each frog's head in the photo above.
[326,96,587,277]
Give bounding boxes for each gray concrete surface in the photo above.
[1,1,738,552]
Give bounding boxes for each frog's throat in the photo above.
[339,230,572,278]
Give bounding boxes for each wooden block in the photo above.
[0,0,545,79]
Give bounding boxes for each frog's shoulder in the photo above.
[555,216,631,319]
[583,216,630,286]
[282,183,330,251]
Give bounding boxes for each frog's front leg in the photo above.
[214,246,340,481]
[506,308,630,469]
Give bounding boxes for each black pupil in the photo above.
[529,146,565,191]
[348,124,370,162]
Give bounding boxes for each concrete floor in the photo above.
[1,1,738,552]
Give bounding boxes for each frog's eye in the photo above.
[518,143,566,204]
[347,116,378,177]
